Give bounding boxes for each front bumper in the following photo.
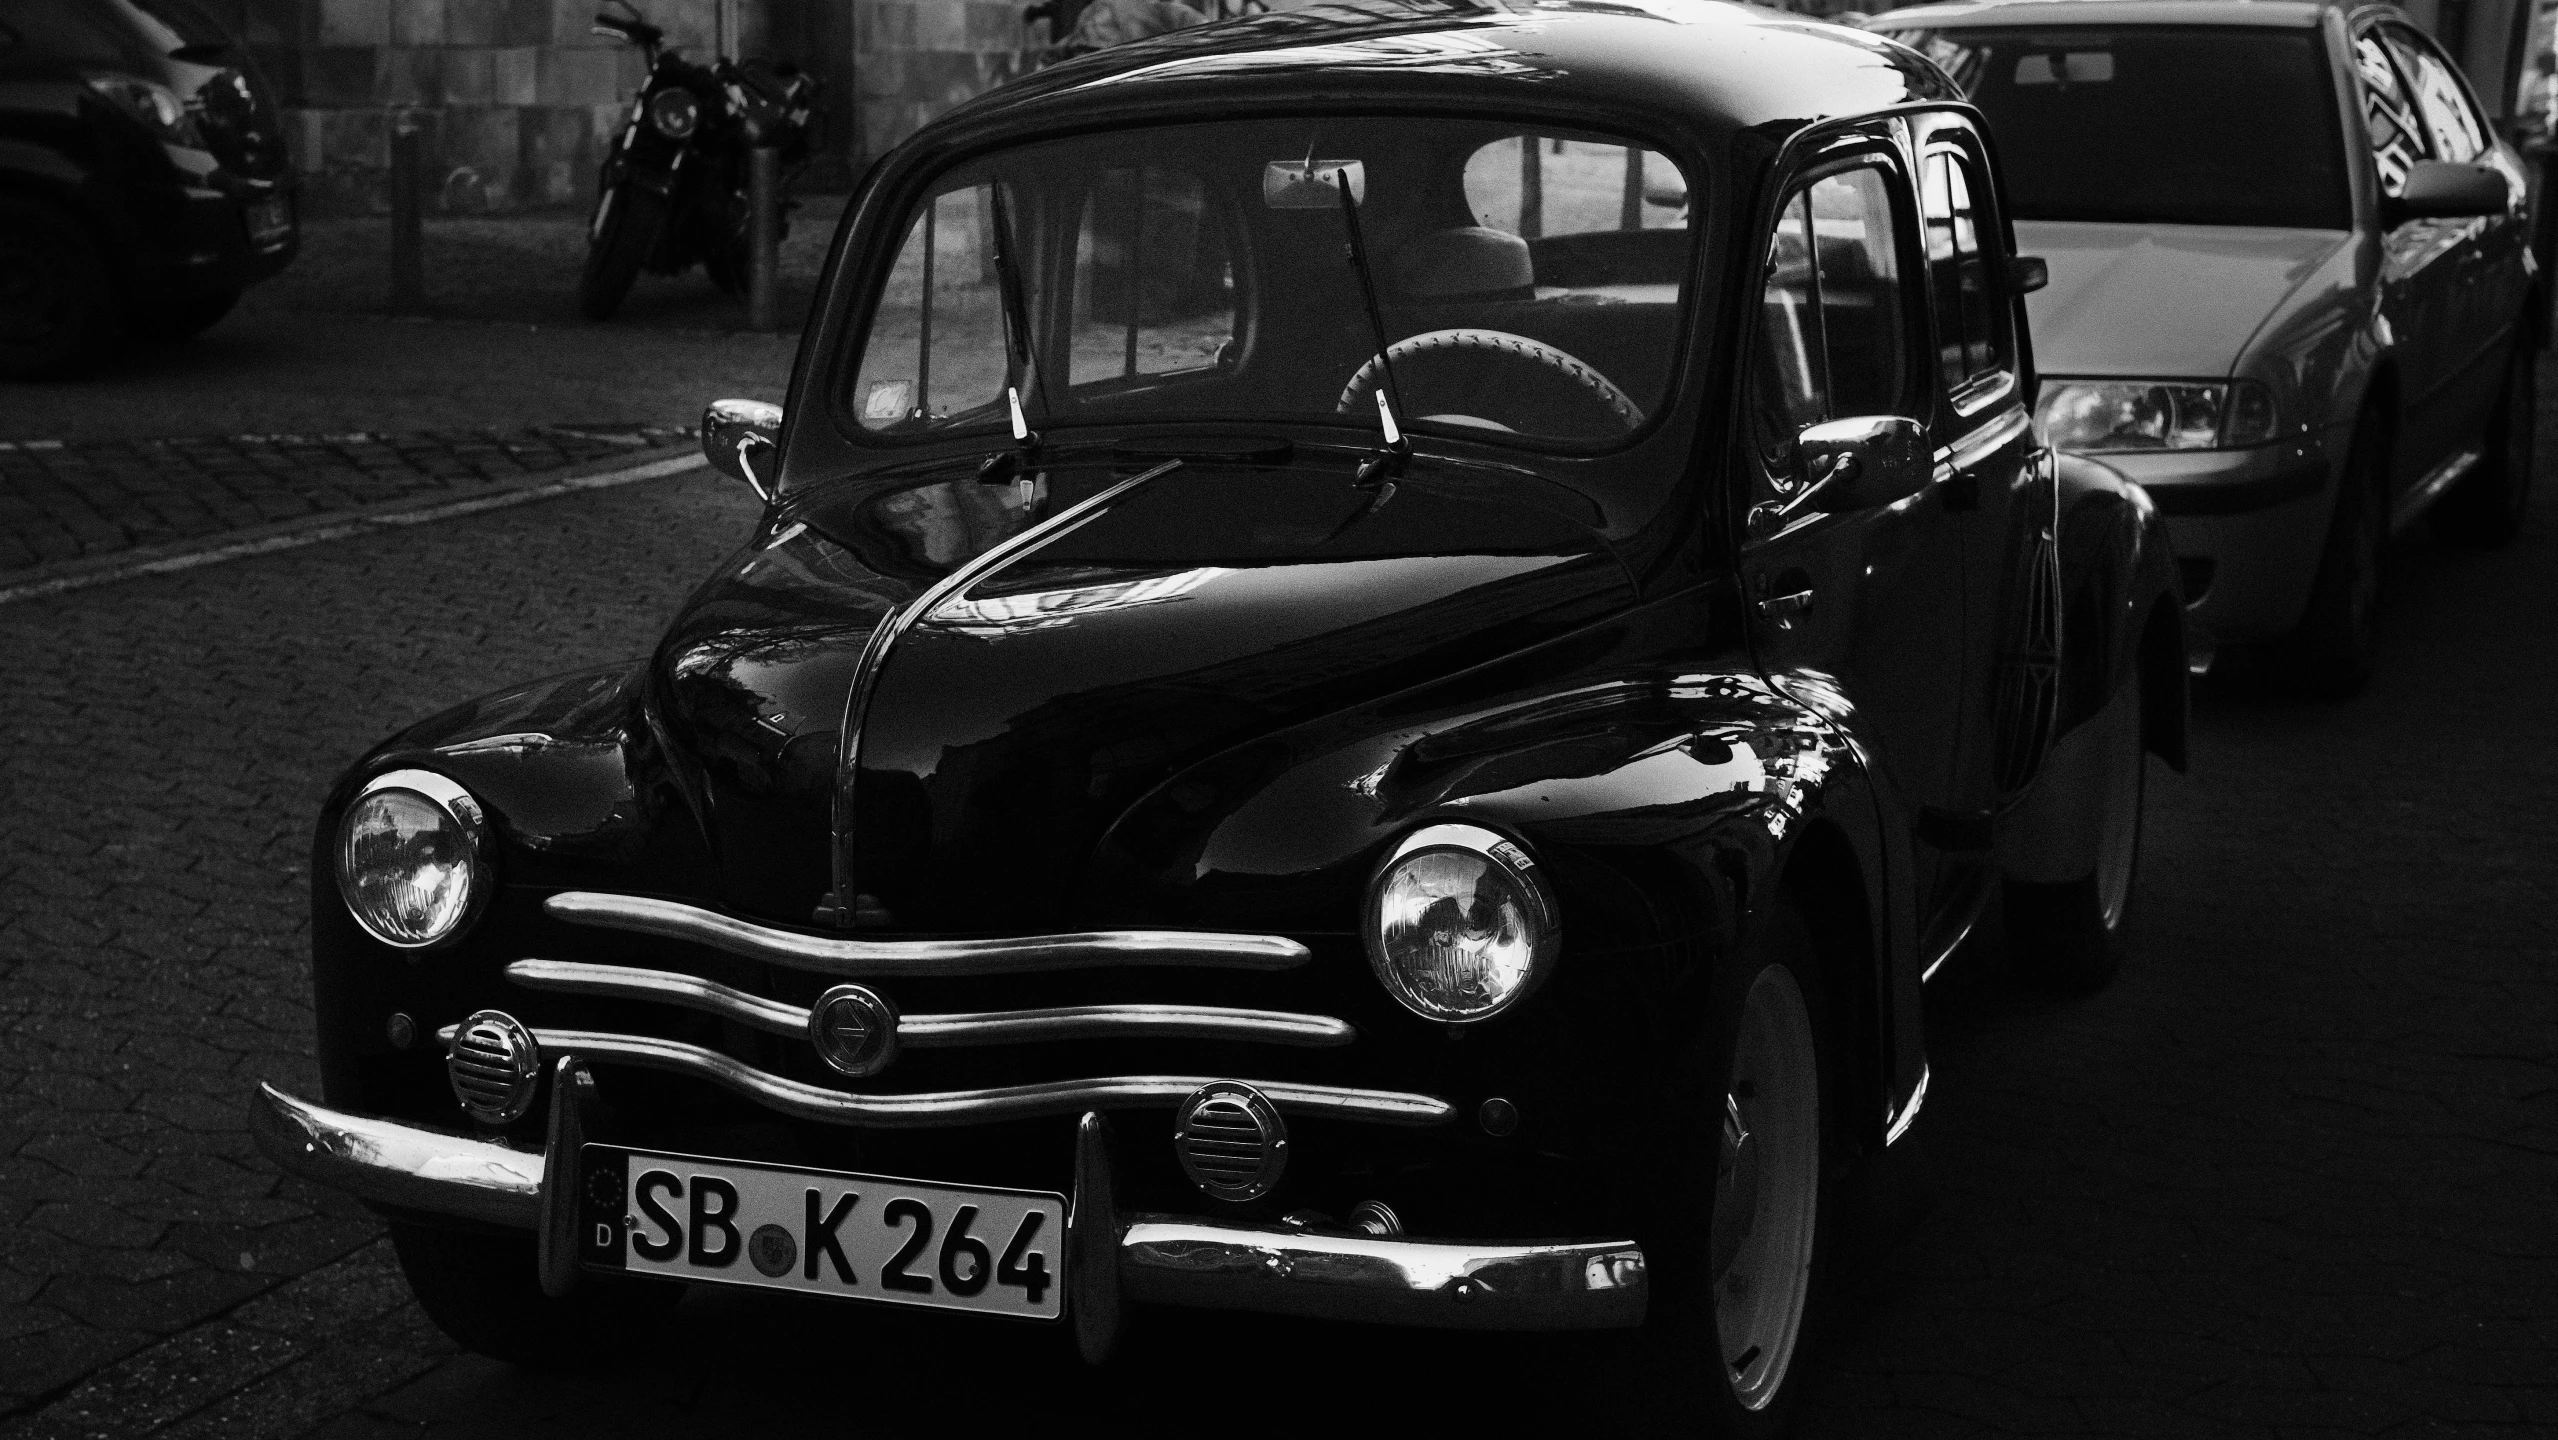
[250,1081,1647,1334]
[2095,439,2336,647]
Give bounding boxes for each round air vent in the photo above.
[447,1010,541,1124]
[1173,1081,1288,1202]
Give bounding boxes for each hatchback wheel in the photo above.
[0,198,118,380]
[2431,342,2535,548]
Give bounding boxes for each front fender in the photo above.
[1996,453,2185,883]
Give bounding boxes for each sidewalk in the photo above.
[0,426,693,576]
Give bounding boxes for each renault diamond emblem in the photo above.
[809,984,899,1077]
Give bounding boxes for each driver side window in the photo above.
[1746,165,1913,491]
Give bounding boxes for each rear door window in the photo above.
[1919,146,2012,410]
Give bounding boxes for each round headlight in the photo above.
[648,88,700,139]
[336,770,491,950]
[1363,824,1558,1023]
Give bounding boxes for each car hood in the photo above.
[2017,220,2352,378]
[649,453,1633,931]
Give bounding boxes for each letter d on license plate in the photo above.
[576,1145,1064,1321]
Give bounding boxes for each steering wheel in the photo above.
[1336,328,1644,440]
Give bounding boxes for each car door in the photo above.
[2354,23,2468,494]
[1736,139,1972,939]
[2387,24,2528,454]
[1909,115,2046,950]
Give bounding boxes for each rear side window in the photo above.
[1920,147,2010,403]
[1747,165,1912,485]
[1462,136,1688,239]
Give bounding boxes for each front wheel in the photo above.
[1627,897,1840,1435]
[578,182,665,322]
[389,1222,679,1368]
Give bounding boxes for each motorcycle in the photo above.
[579,0,820,321]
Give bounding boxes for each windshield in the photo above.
[1888,26,2349,229]
[842,116,1697,458]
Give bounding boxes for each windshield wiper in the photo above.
[979,181,1043,492]
[1334,171,1410,488]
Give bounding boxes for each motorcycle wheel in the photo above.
[578,182,664,322]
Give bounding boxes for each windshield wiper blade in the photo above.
[1334,171,1410,487]
[980,181,1043,489]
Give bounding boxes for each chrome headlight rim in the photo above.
[1361,822,1560,1025]
[336,768,493,953]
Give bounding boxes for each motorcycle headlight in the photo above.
[2035,379,2277,452]
[648,88,701,140]
[336,770,492,950]
[1363,824,1559,1024]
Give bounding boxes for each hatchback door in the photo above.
[1735,140,1973,940]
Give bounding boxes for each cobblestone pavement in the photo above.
[2,407,2553,1435]
[0,470,761,1425]
[0,426,689,574]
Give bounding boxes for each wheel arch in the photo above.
[1777,817,1891,1155]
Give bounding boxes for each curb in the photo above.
[0,449,708,608]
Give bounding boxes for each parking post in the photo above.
[389,116,424,314]
[749,145,780,332]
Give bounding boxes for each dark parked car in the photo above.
[1869,1,2537,694]
[0,0,294,379]
[253,0,2184,1425]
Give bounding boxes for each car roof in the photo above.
[933,0,1959,152]
[1869,0,2330,30]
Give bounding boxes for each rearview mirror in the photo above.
[1750,415,1930,537]
[2388,160,2509,224]
[702,398,783,503]
[1264,159,1365,208]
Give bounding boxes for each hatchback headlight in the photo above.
[1363,824,1558,1023]
[2037,379,2277,452]
[337,770,491,950]
[648,88,701,140]
[85,74,209,150]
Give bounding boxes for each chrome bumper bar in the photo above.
[248,1084,1644,1334]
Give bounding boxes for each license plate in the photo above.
[246,197,292,249]
[577,1145,1065,1321]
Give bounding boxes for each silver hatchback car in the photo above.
[1871,1,2536,694]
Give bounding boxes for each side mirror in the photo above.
[702,398,782,504]
[2386,160,2509,225]
[1750,415,1930,537]
[2006,254,2049,295]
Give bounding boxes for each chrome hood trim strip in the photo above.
[505,958,1353,1047]
[543,891,1309,975]
[828,458,1185,918]
[490,1027,1451,1128]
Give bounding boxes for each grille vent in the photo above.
[447,1011,541,1124]
[1173,1082,1288,1202]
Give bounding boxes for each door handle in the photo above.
[1755,587,1815,618]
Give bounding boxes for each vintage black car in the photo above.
[253,0,2186,1426]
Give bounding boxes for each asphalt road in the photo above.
[3,399,2552,1435]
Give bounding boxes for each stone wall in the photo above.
[850,0,1035,163]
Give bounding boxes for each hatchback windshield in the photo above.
[843,116,1696,459]
[1888,26,2349,229]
